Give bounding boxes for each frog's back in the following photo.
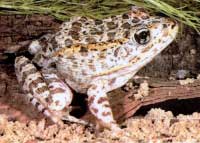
[54,8,150,49]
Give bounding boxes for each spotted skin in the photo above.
[15,6,178,131]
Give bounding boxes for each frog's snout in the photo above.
[170,19,178,30]
[167,18,178,31]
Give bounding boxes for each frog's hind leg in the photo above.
[15,56,61,123]
[87,80,121,132]
[15,56,88,125]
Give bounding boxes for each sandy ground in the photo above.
[0,108,200,143]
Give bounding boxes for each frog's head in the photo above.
[128,6,178,67]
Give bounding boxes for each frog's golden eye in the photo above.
[134,28,150,45]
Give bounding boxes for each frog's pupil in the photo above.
[134,29,150,45]
[140,31,148,39]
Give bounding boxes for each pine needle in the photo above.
[0,0,199,33]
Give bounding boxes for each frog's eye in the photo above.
[134,28,150,45]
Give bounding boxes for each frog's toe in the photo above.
[62,115,91,126]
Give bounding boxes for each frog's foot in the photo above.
[87,80,121,132]
[62,114,92,126]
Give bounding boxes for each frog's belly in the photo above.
[57,63,135,93]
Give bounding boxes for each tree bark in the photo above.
[0,15,60,53]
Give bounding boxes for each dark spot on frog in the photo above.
[132,17,140,23]
[88,64,96,71]
[137,7,146,13]
[91,107,98,113]
[141,15,149,19]
[114,47,120,57]
[122,22,131,29]
[102,112,111,116]
[97,97,107,104]
[107,22,118,29]
[69,30,80,40]
[79,16,87,22]
[118,39,125,45]
[163,24,168,29]
[65,39,73,47]
[86,37,96,44]
[40,36,48,42]
[83,31,87,35]
[80,46,88,52]
[72,21,82,27]
[104,104,110,108]
[122,13,129,19]
[42,46,48,53]
[81,70,88,75]
[131,10,137,14]
[71,22,82,32]
[45,96,53,103]
[51,38,58,49]
[109,78,116,85]
[99,53,106,59]
[72,62,78,68]
[88,96,95,106]
[95,19,103,25]
[91,48,98,52]
[35,102,40,108]
[85,22,90,25]
[111,15,117,19]
[132,23,142,28]
[81,52,88,57]
[40,40,48,49]
[123,31,130,38]
[90,28,103,35]
[72,26,81,32]
[107,32,116,40]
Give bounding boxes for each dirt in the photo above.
[1,108,200,143]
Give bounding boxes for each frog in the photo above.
[14,6,178,132]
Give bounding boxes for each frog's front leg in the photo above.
[42,71,89,125]
[87,80,121,131]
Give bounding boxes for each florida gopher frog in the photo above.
[14,6,178,131]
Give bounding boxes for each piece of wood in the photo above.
[0,15,60,53]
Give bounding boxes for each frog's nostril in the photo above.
[162,23,168,29]
[171,20,177,29]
